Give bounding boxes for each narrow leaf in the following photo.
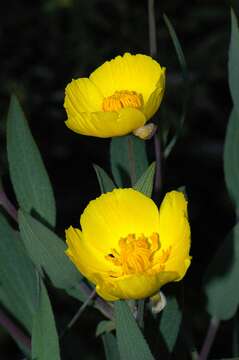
[110,135,148,187]
[93,164,116,193]
[0,213,38,333]
[96,320,115,337]
[224,109,239,211]
[229,9,239,117]
[204,223,239,320]
[7,95,56,227]
[32,278,60,360]
[134,162,155,197]
[18,210,87,302]
[102,332,120,360]
[159,295,182,352]
[115,300,154,360]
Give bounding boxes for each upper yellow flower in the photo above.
[65,189,191,301]
[64,53,166,138]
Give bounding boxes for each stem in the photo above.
[136,299,145,329]
[148,0,157,58]
[0,191,18,222]
[0,307,31,351]
[127,136,136,185]
[154,134,162,196]
[199,317,220,360]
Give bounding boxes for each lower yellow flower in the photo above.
[64,53,165,138]
[65,189,191,301]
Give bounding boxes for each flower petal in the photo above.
[64,78,103,115]
[157,191,191,278]
[143,69,166,120]
[80,189,160,253]
[90,53,165,105]
[65,107,146,138]
[95,271,178,301]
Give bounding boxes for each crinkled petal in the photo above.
[65,226,116,284]
[65,107,146,138]
[64,78,103,116]
[157,191,191,279]
[143,69,166,120]
[80,189,160,253]
[90,53,165,105]
[95,271,178,301]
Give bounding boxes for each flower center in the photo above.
[102,90,143,112]
[105,233,171,277]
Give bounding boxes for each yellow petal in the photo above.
[143,69,166,120]
[157,191,191,278]
[64,78,103,115]
[95,271,178,301]
[65,107,146,138]
[80,188,160,253]
[90,53,165,106]
[65,226,116,284]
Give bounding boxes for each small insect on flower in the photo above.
[64,53,166,138]
[65,189,191,301]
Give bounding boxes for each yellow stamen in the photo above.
[102,90,143,112]
[105,233,172,276]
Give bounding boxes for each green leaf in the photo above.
[229,9,239,117]
[102,332,120,360]
[163,15,189,158]
[133,162,155,197]
[224,109,239,211]
[96,320,115,337]
[0,213,38,333]
[110,135,148,187]
[204,223,239,320]
[7,95,56,227]
[159,295,182,353]
[93,164,116,193]
[32,278,60,360]
[115,300,154,360]
[18,210,87,302]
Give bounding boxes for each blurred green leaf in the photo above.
[102,332,120,360]
[18,210,87,302]
[7,94,56,227]
[229,9,239,117]
[32,278,60,360]
[96,320,115,337]
[163,15,189,158]
[115,300,154,360]
[110,135,148,187]
[133,162,155,197]
[159,295,182,353]
[0,213,38,333]
[204,223,239,320]
[224,109,239,211]
[93,164,116,193]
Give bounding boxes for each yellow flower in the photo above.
[64,53,166,138]
[65,189,191,301]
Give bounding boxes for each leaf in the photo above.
[224,109,239,211]
[159,295,182,353]
[96,320,115,337]
[93,164,116,193]
[110,135,148,187]
[133,162,155,197]
[32,278,61,360]
[229,9,239,117]
[18,210,87,302]
[115,300,154,360]
[204,223,239,320]
[102,332,120,360]
[0,213,38,333]
[7,94,56,227]
[163,15,189,158]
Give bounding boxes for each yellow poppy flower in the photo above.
[65,189,191,301]
[64,53,166,138]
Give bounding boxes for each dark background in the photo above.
[0,0,238,358]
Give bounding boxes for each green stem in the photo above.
[136,300,145,329]
[199,317,220,360]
